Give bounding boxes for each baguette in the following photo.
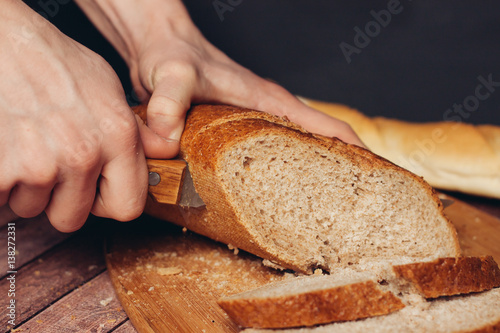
[299,97,500,199]
[219,256,500,329]
[140,104,460,274]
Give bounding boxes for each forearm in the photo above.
[74,0,194,65]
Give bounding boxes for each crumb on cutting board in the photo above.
[157,267,182,276]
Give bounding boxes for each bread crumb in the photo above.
[36,320,43,324]
[227,244,235,250]
[314,268,323,275]
[100,297,113,306]
[182,227,188,233]
[88,265,98,271]
[157,267,182,276]
[148,286,155,292]
[71,315,76,320]
[127,290,134,295]
[34,270,40,276]
[262,259,286,271]
[107,319,117,324]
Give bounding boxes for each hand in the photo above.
[0,1,153,231]
[75,0,365,160]
[132,24,366,158]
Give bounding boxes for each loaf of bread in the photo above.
[299,97,500,199]
[219,256,500,329]
[141,104,460,273]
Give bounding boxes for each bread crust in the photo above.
[141,104,460,273]
[393,256,500,298]
[218,280,404,329]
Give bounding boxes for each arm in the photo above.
[74,0,365,157]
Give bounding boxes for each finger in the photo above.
[146,74,195,142]
[8,184,52,218]
[91,147,148,222]
[45,177,97,233]
[285,105,366,147]
[134,114,180,159]
[205,69,366,147]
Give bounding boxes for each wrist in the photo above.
[76,0,195,65]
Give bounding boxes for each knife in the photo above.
[146,159,205,208]
[146,158,454,210]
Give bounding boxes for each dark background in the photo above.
[24,0,500,125]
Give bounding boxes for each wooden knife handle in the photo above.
[147,159,187,206]
[132,105,187,205]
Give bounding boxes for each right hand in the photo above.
[0,1,170,231]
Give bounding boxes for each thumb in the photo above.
[147,78,193,143]
[134,114,180,159]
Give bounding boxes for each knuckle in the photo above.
[69,143,101,173]
[148,96,187,119]
[155,58,199,84]
[113,202,144,222]
[112,188,147,222]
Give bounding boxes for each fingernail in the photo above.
[165,126,184,142]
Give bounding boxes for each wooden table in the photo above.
[1,191,499,333]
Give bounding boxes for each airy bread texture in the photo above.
[245,288,500,333]
[219,256,500,329]
[143,104,460,273]
[299,97,500,199]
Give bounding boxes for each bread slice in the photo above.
[144,104,460,273]
[219,256,500,329]
[393,256,500,298]
[218,270,405,329]
[245,287,500,333]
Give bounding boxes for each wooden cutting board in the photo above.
[106,194,500,333]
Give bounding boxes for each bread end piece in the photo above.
[393,256,500,298]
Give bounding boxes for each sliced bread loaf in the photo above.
[219,256,500,329]
[245,287,500,333]
[142,104,461,273]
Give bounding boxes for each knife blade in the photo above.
[146,159,205,208]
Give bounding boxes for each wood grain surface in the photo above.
[106,195,500,333]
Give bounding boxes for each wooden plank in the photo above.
[0,221,106,332]
[17,272,127,333]
[0,215,71,279]
[106,221,289,333]
[106,195,500,333]
[113,320,139,333]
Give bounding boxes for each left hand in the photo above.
[75,0,365,161]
